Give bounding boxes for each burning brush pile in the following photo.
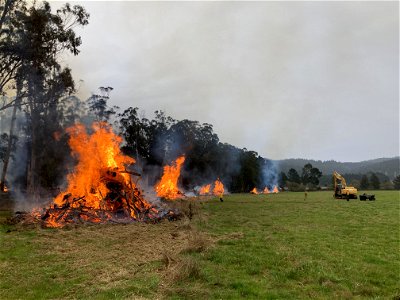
[250,186,279,195]
[199,179,225,197]
[155,156,186,200]
[21,123,178,228]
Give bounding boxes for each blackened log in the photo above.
[120,170,141,177]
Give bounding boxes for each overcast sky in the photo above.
[52,1,399,162]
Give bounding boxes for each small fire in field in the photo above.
[155,156,185,200]
[199,184,211,195]
[213,178,225,197]
[263,187,270,194]
[25,122,177,228]
[250,187,259,194]
[272,186,279,193]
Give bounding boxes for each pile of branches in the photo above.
[10,169,181,228]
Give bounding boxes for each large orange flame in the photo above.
[199,184,211,195]
[155,156,185,200]
[272,186,279,193]
[263,187,270,194]
[213,178,224,196]
[54,122,136,209]
[40,122,157,227]
[250,187,259,194]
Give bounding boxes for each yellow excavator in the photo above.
[333,171,358,199]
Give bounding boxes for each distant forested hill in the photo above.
[276,157,400,179]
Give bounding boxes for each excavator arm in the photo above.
[333,171,347,188]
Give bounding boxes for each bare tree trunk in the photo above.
[27,110,39,200]
[0,96,19,191]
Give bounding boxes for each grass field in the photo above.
[0,190,399,299]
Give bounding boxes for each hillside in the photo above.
[276,157,399,179]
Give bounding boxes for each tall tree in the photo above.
[278,171,288,187]
[87,86,118,122]
[360,175,369,190]
[118,107,151,165]
[287,168,301,184]
[301,163,322,186]
[0,1,89,195]
[370,173,380,190]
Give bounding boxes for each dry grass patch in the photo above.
[182,231,214,254]
[1,197,216,299]
[36,221,190,265]
[1,218,197,299]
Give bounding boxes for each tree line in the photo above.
[278,167,399,191]
[277,164,322,191]
[113,104,273,193]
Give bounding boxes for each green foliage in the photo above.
[286,181,305,192]
[360,175,369,190]
[369,173,380,190]
[301,163,322,186]
[393,175,400,190]
[380,181,394,190]
[87,86,118,122]
[287,168,301,184]
[230,150,261,192]
[278,171,288,187]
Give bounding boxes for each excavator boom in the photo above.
[333,171,347,187]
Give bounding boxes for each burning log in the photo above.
[119,170,141,177]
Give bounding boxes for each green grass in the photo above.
[170,190,400,299]
[0,190,399,299]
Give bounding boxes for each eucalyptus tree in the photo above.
[0,1,89,194]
